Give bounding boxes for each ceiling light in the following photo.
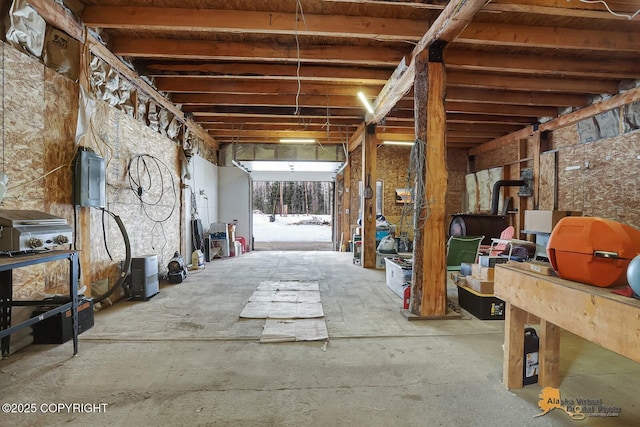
[383,140,414,147]
[357,92,374,114]
[279,138,316,143]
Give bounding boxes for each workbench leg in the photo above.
[0,270,12,359]
[70,252,79,356]
[539,319,561,387]
[503,302,527,389]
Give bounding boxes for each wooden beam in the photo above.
[202,123,359,132]
[445,49,640,80]
[447,70,619,95]
[410,47,448,317]
[487,0,640,20]
[468,126,535,156]
[26,0,84,41]
[206,130,348,139]
[341,160,352,255]
[82,6,428,42]
[421,52,448,317]
[348,123,365,152]
[361,125,378,269]
[111,38,405,67]
[25,0,217,149]
[143,62,392,85]
[446,101,557,118]
[540,86,640,132]
[367,0,487,123]
[471,86,640,155]
[174,93,370,108]
[157,78,381,97]
[458,22,640,53]
[532,132,541,209]
[446,87,588,108]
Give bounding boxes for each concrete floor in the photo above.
[1,250,639,426]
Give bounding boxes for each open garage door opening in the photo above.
[253,181,334,251]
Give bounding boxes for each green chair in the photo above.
[446,236,484,272]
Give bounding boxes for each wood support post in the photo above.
[361,125,378,268]
[341,161,351,251]
[531,131,541,209]
[410,45,447,316]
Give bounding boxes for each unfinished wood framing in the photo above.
[361,125,377,269]
[410,46,447,317]
[495,264,640,389]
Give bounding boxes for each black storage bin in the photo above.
[32,298,94,344]
[456,285,505,320]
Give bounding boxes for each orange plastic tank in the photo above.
[547,217,640,287]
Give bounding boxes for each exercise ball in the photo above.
[627,255,640,296]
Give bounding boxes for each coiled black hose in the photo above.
[92,209,132,303]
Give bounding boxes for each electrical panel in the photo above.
[73,147,105,207]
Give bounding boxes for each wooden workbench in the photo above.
[494,263,640,389]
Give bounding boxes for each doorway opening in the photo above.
[252,181,333,251]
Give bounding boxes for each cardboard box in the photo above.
[465,276,495,294]
[471,264,494,281]
[524,210,582,233]
[456,285,505,320]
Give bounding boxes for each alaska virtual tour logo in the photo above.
[535,387,622,420]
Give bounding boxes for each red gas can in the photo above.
[403,285,411,309]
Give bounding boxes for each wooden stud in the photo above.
[539,319,561,388]
[503,302,528,389]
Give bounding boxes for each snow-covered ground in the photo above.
[253,213,332,242]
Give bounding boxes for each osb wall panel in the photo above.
[2,42,46,211]
[2,44,80,296]
[43,68,79,295]
[346,146,467,240]
[85,102,181,289]
[538,151,556,210]
[475,123,640,230]
[553,124,640,227]
[472,143,518,171]
[1,41,180,302]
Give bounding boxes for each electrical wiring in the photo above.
[395,138,430,242]
[294,0,308,115]
[578,0,640,20]
[126,154,177,224]
[6,162,71,193]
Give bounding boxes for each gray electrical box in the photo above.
[73,147,105,207]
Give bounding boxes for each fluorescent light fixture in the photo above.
[357,91,374,114]
[383,140,414,147]
[279,138,316,143]
[247,161,341,172]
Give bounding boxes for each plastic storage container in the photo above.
[547,216,640,287]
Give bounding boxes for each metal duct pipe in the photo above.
[491,180,525,215]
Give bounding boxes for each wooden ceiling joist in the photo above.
[457,22,640,53]
[82,6,429,41]
[445,50,640,80]
[367,0,487,124]
[111,38,405,66]
[142,62,392,85]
